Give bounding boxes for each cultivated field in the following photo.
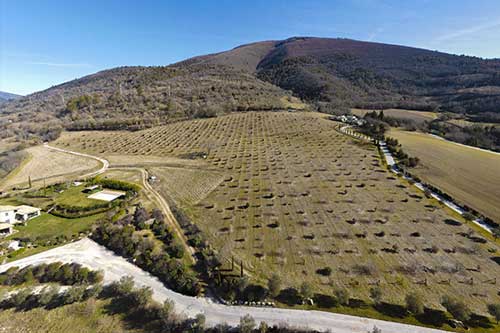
[0,145,100,190]
[55,112,500,313]
[351,108,438,124]
[388,129,500,224]
[150,166,225,206]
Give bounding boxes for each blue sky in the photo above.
[1,0,500,95]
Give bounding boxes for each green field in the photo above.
[8,212,102,241]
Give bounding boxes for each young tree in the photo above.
[10,288,32,308]
[237,276,250,295]
[267,274,282,298]
[442,295,471,322]
[239,314,256,333]
[492,227,500,240]
[37,285,59,306]
[159,298,176,328]
[405,292,424,315]
[299,282,313,301]
[369,286,383,305]
[258,321,268,333]
[193,313,206,333]
[487,303,500,324]
[334,288,350,306]
[152,208,165,223]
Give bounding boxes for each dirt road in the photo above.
[0,239,448,333]
[44,143,109,179]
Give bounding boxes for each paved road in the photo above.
[44,143,109,179]
[0,239,449,333]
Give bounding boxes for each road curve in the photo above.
[0,239,448,333]
[44,143,109,179]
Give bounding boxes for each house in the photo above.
[0,205,41,224]
[0,206,17,223]
[0,223,13,236]
[15,205,41,222]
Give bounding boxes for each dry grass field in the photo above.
[150,166,225,206]
[351,108,438,124]
[0,298,139,333]
[0,145,100,190]
[54,112,500,314]
[388,129,500,224]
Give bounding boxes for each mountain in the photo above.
[2,36,500,143]
[0,91,22,102]
[188,37,500,116]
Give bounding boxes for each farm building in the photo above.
[0,205,41,224]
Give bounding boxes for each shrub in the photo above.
[299,282,313,301]
[487,303,500,323]
[442,295,471,322]
[239,314,256,333]
[334,288,350,306]
[369,286,382,305]
[405,292,424,315]
[267,274,282,298]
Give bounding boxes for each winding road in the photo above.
[0,239,448,333]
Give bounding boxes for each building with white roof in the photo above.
[0,205,41,224]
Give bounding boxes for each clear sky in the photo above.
[1,0,500,95]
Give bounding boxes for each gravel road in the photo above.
[0,239,449,333]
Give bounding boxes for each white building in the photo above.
[0,205,41,224]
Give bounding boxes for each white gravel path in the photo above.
[0,239,449,333]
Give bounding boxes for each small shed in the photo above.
[82,185,100,193]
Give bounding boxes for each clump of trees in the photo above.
[91,211,201,296]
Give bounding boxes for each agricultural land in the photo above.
[54,111,500,316]
[388,128,500,224]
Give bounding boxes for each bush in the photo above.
[442,295,471,322]
[334,288,350,306]
[405,292,424,315]
[267,274,281,298]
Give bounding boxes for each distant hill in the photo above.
[0,91,22,102]
[2,36,500,142]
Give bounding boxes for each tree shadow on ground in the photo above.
[313,293,337,308]
[467,313,494,329]
[415,308,448,327]
[276,288,300,306]
[374,302,407,318]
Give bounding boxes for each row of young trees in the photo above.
[0,262,103,286]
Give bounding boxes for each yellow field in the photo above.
[388,129,500,224]
[0,145,100,190]
[351,108,438,123]
[54,112,500,314]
